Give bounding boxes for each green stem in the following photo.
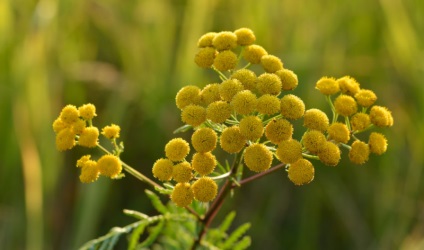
[326,95,338,123]
[340,143,352,150]
[302,153,320,160]
[345,116,351,131]
[212,66,228,81]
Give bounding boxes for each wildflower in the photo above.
[288,159,314,186]
[327,122,350,144]
[265,119,293,144]
[200,83,221,105]
[302,130,326,154]
[195,47,217,68]
[349,140,370,164]
[337,76,360,96]
[231,69,257,91]
[102,124,121,139]
[256,94,280,115]
[78,104,97,121]
[280,94,305,120]
[234,28,256,46]
[256,73,282,96]
[181,105,207,127]
[317,141,341,166]
[315,77,339,95]
[206,101,232,123]
[152,158,174,181]
[243,44,267,64]
[97,154,122,178]
[350,113,371,131]
[79,160,100,183]
[303,109,329,132]
[192,177,218,202]
[334,94,357,117]
[243,143,273,172]
[219,79,244,102]
[275,69,298,91]
[59,105,79,125]
[220,126,246,153]
[165,138,190,162]
[368,132,387,155]
[370,106,393,127]
[171,183,194,207]
[71,119,86,135]
[213,50,238,71]
[191,128,217,153]
[55,128,76,151]
[261,55,284,73]
[276,139,303,164]
[52,118,67,133]
[192,152,216,176]
[78,127,99,148]
[231,90,257,115]
[77,155,92,168]
[355,89,377,107]
[172,162,193,183]
[175,85,201,110]
[239,116,264,141]
[212,31,238,51]
[197,32,217,48]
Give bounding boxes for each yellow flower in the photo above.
[244,143,273,172]
[303,109,329,132]
[337,76,360,96]
[172,161,193,183]
[256,73,282,96]
[220,126,246,153]
[79,160,100,183]
[231,90,257,115]
[192,152,216,176]
[212,31,238,51]
[76,155,92,168]
[239,116,264,141]
[78,127,99,148]
[165,138,190,162]
[315,77,339,95]
[288,159,314,186]
[194,47,217,68]
[191,128,217,153]
[175,85,201,110]
[52,118,67,133]
[234,28,256,46]
[334,94,358,117]
[200,83,221,105]
[256,94,280,115]
[152,158,174,181]
[354,89,377,107]
[317,141,341,166]
[350,113,371,131]
[231,69,257,91]
[197,32,217,48]
[78,103,97,121]
[243,44,267,64]
[56,128,76,151]
[275,69,298,91]
[349,140,370,164]
[327,122,350,144]
[368,132,387,155]
[59,105,79,125]
[171,183,194,207]
[102,124,121,139]
[219,79,244,102]
[98,154,122,178]
[276,139,302,164]
[265,119,293,144]
[370,106,393,127]
[261,55,284,73]
[280,94,305,120]
[71,119,86,135]
[213,50,238,71]
[206,101,233,123]
[302,130,326,154]
[181,105,207,127]
[192,177,218,203]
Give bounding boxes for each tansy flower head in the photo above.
[351,113,371,131]
[172,161,193,183]
[234,28,256,46]
[337,76,360,96]
[220,126,246,154]
[288,159,315,186]
[355,89,377,107]
[219,79,244,102]
[192,177,218,202]
[56,128,76,151]
[181,105,207,127]
[171,183,194,207]
[256,73,282,96]
[212,31,238,51]
[53,118,67,133]
[231,90,257,115]
[349,140,370,164]
[152,158,174,181]
[102,124,120,139]
[60,105,79,125]
[206,101,232,123]
[265,119,293,144]
[244,143,273,172]
[71,119,86,135]
[276,139,302,164]
[76,155,92,168]
[197,32,217,48]
[239,116,264,141]
[280,94,305,120]
[261,55,284,73]
[78,104,97,121]
[334,94,358,117]
[368,132,387,155]
[327,122,350,144]
[275,69,298,91]
[302,130,326,154]
[370,106,393,127]
[192,152,216,176]
[317,141,341,166]
[78,127,99,148]
[256,94,280,115]
[230,69,257,91]
[243,44,267,64]
[315,77,339,95]
[175,85,201,110]
[79,160,100,183]
[98,154,122,178]
[165,138,190,162]
[303,109,329,132]
[194,47,217,68]
[213,50,238,71]
[200,83,221,105]
[191,128,217,153]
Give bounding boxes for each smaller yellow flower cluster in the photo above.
[76,154,122,183]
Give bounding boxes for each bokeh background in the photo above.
[1,0,423,249]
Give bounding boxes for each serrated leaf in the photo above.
[218,211,236,234]
[128,222,147,250]
[154,185,173,195]
[137,220,165,248]
[145,190,168,214]
[173,124,192,134]
[233,236,251,250]
[123,209,149,220]
[106,234,120,250]
[221,223,251,249]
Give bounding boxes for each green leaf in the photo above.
[128,222,147,250]
[218,211,236,234]
[173,124,192,134]
[145,190,168,214]
[137,220,165,248]
[233,236,251,250]
[123,209,149,220]
[221,223,251,249]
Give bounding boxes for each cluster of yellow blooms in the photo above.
[53,104,122,183]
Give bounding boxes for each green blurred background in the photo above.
[1,0,423,249]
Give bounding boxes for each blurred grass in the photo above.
[0,0,423,249]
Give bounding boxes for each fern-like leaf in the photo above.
[145,190,168,214]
